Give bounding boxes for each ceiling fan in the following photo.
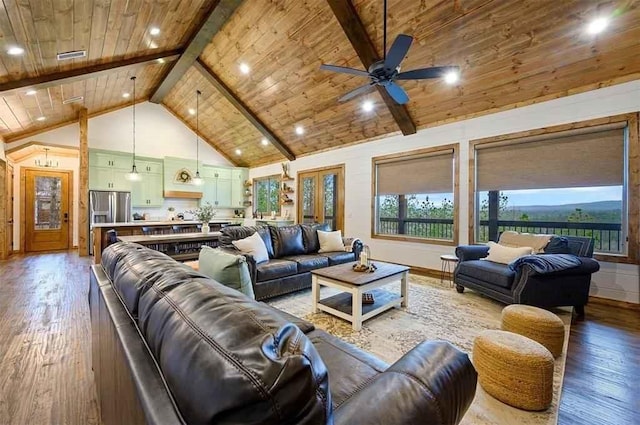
[320,0,459,105]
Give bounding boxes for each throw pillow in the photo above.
[544,236,571,254]
[232,232,269,264]
[499,230,553,253]
[317,230,345,253]
[198,246,255,299]
[485,241,533,264]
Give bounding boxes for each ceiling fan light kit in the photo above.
[321,0,459,105]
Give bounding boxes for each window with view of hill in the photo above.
[372,145,459,244]
[253,175,280,216]
[472,118,634,257]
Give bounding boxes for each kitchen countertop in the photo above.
[92,219,241,228]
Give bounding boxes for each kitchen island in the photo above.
[92,219,239,263]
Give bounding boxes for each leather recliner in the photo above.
[218,224,363,300]
[90,242,478,425]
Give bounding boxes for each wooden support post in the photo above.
[398,195,407,235]
[78,108,89,256]
[488,190,499,242]
[0,158,6,260]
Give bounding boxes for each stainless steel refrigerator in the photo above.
[89,191,131,254]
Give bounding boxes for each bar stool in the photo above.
[440,254,458,287]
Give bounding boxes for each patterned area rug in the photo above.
[266,274,571,425]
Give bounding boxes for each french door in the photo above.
[24,168,71,252]
[297,165,344,232]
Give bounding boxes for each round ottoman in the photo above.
[501,304,565,357]
[474,330,554,411]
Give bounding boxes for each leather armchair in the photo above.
[454,236,599,319]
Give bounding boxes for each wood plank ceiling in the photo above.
[1,0,640,168]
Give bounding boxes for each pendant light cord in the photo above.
[196,90,201,173]
[131,76,137,167]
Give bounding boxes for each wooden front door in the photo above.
[297,165,345,231]
[25,168,71,252]
[7,163,14,254]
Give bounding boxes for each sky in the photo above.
[411,186,623,207]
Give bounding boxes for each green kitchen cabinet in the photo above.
[231,168,248,208]
[89,149,134,191]
[131,158,163,207]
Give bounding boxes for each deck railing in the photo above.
[377,217,623,253]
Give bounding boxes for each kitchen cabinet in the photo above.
[89,149,135,191]
[131,158,163,207]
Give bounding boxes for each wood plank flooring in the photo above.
[0,251,637,425]
[0,252,100,425]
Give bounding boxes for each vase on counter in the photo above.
[201,223,210,234]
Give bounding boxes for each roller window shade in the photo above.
[476,126,625,191]
[376,150,454,195]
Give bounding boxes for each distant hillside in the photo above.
[511,200,621,212]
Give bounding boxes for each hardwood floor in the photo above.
[558,302,640,425]
[0,252,100,425]
[0,251,637,425]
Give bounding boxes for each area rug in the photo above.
[266,274,571,425]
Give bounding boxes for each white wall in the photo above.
[250,80,640,304]
[12,154,80,247]
[7,102,233,250]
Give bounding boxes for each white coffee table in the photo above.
[311,261,409,331]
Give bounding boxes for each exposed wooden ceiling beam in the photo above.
[0,50,181,95]
[150,0,244,103]
[194,58,296,161]
[325,0,416,136]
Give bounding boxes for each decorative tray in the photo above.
[352,263,377,273]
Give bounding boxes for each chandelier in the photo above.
[35,148,58,168]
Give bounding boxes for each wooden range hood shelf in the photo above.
[163,190,203,199]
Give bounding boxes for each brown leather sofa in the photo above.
[90,242,477,425]
[219,224,363,300]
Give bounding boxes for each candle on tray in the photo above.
[359,252,368,266]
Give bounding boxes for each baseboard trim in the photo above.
[589,295,640,311]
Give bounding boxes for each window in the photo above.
[471,115,638,261]
[253,175,280,215]
[372,145,459,244]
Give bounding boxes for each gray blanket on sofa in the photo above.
[508,254,582,274]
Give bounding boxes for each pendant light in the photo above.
[35,147,58,168]
[192,89,204,186]
[126,76,141,181]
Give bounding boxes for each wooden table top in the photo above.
[117,232,221,244]
[311,261,409,286]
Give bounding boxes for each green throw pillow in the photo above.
[198,246,255,299]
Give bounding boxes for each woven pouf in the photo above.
[501,304,565,357]
[474,330,554,411]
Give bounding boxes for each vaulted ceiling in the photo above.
[1,0,639,167]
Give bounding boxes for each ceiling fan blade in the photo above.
[396,66,459,80]
[338,83,376,103]
[384,34,413,72]
[384,82,409,104]
[320,64,370,77]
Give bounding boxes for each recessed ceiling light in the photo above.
[188,108,196,115]
[587,17,609,35]
[7,46,24,56]
[295,126,305,135]
[443,70,460,85]
[122,93,130,98]
[26,90,36,96]
[261,138,269,146]
[362,100,374,112]
[239,63,250,75]
[149,27,161,36]
[157,58,165,64]
[149,41,158,49]
[36,116,46,122]
[235,149,242,155]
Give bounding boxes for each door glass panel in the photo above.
[34,176,62,230]
[323,174,337,230]
[302,176,316,224]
